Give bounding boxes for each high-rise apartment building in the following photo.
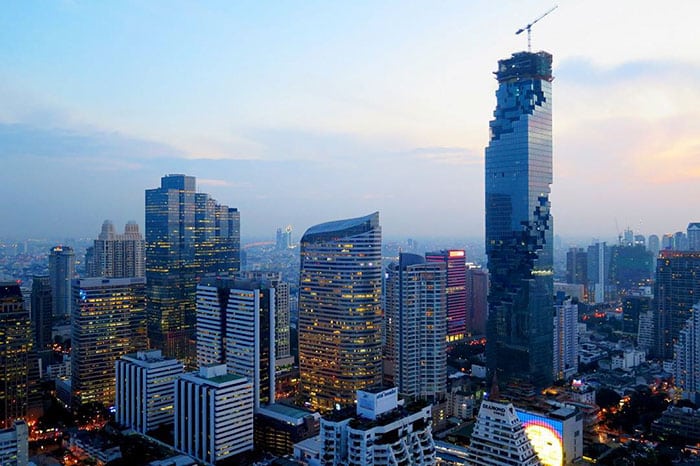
[587,242,611,303]
[385,253,447,401]
[653,251,700,359]
[238,271,291,362]
[298,213,382,412]
[674,304,700,403]
[49,245,75,321]
[648,234,660,258]
[145,174,240,361]
[115,350,183,434]
[465,265,488,336]
[196,277,275,410]
[688,223,700,251]
[174,364,254,464]
[71,277,147,408]
[86,220,145,278]
[622,292,652,338]
[485,51,554,389]
[0,283,31,429]
[553,294,579,381]
[426,250,467,342]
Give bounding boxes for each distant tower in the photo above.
[466,264,489,335]
[30,276,53,352]
[426,250,467,342]
[0,282,31,429]
[48,245,75,321]
[71,277,147,408]
[648,234,660,257]
[688,223,700,251]
[384,253,447,401]
[298,213,382,412]
[196,277,276,410]
[653,251,700,359]
[485,51,554,389]
[87,220,145,278]
[145,174,240,362]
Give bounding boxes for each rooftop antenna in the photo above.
[515,5,558,52]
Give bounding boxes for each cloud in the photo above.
[409,146,482,166]
[557,58,700,86]
[198,178,254,188]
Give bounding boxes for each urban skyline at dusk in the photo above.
[1,1,699,240]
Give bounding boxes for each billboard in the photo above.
[516,409,564,466]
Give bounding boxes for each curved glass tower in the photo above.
[485,51,554,389]
[298,212,382,412]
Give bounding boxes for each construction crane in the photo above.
[515,5,558,52]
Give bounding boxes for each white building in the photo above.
[674,303,700,403]
[465,397,541,466]
[174,364,254,465]
[610,349,646,371]
[309,387,436,466]
[0,421,28,466]
[637,310,655,352]
[553,297,578,381]
[115,350,184,434]
[196,278,276,410]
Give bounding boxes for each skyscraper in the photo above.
[0,282,31,429]
[565,248,588,287]
[426,250,467,342]
[385,253,447,401]
[485,51,554,389]
[465,264,489,336]
[688,223,700,251]
[48,245,75,322]
[86,220,145,278]
[298,212,382,412]
[71,277,147,408]
[196,277,275,410]
[653,251,700,359]
[553,293,579,381]
[674,303,700,403]
[30,275,53,352]
[145,174,240,361]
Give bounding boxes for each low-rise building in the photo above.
[0,421,28,466]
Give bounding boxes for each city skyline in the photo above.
[2,1,699,239]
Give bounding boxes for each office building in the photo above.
[71,277,147,408]
[174,364,254,465]
[115,350,183,434]
[0,421,28,466]
[49,245,75,321]
[465,395,540,465]
[622,291,652,338]
[196,277,275,409]
[0,283,31,429]
[86,220,145,278]
[384,253,446,400]
[298,213,382,412]
[688,223,700,251]
[426,250,467,342]
[647,234,660,258]
[465,264,488,335]
[609,244,653,294]
[276,225,293,250]
[653,251,700,359]
[637,310,655,353]
[674,231,689,251]
[485,51,554,389]
[565,248,587,287]
[145,174,240,361]
[254,403,320,456]
[553,294,578,381]
[587,242,611,303]
[31,275,53,352]
[316,387,436,466]
[674,303,700,403]
[238,271,291,362]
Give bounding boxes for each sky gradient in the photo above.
[1,0,699,240]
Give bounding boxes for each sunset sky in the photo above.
[2,0,699,240]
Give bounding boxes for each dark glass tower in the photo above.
[145,174,240,363]
[298,212,382,412]
[485,51,554,389]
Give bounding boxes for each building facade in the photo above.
[115,350,184,434]
[485,51,554,389]
[145,174,240,362]
[0,421,28,466]
[674,303,700,403]
[86,220,145,278]
[196,277,275,410]
[426,250,467,342]
[31,275,53,352]
[465,265,488,336]
[384,253,447,401]
[653,251,700,359]
[174,364,254,465]
[298,213,383,412]
[49,245,75,321]
[71,277,147,408]
[553,295,578,381]
[0,283,31,429]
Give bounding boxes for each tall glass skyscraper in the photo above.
[145,174,240,362]
[485,51,554,389]
[298,212,382,412]
[48,245,75,322]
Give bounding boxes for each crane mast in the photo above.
[515,5,558,52]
